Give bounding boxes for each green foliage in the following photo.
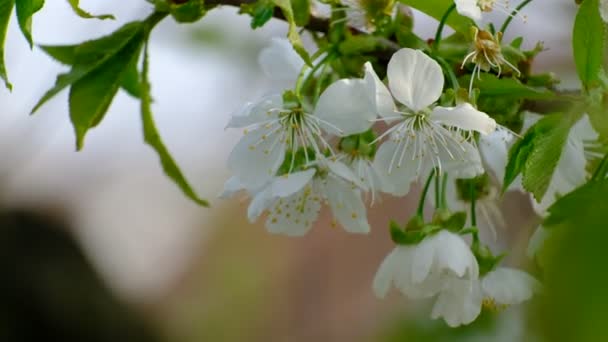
[240,0,274,28]
[467,74,555,100]
[290,0,309,27]
[503,113,580,201]
[540,179,608,342]
[0,0,13,89]
[66,0,114,20]
[272,0,311,65]
[169,0,207,23]
[15,0,43,48]
[573,0,605,90]
[33,21,146,149]
[398,0,472,36]
[140,42,209,207]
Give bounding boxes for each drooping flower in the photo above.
[462,28,521,95]
[258,38,305,85]
[247,158,370,236]
[225,78,377,192]
[364,48,497,196]
[454,0,527,22]
[373,230,479,300]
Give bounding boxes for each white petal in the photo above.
[314,78,376,136]
[247,188,273,222]
[372,248,400,298]
[481,267,542,305]
[454,0,482,21]
[363,62,397,118]
[439,139,485,179]
[431,278,483,327]
[324,178,370,233]
[219,176,246,199]
[431,103,497,135]
[226,94,282,128]
[270,169,316,197]
[372,140,418,196]
[434,231,477,278]
[324,158,367,190]
[571,114,598,142]
[227,126,286,190]
[265,183,321,236]
[387,48,444,112]
[258,38,304,83]
[479,128,513,183]
[412,237,435,283]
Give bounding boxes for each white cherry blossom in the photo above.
[225,78,377,191]
[373,230,479,300]
[247,158,370,236]
[365,48,496,196]
[600,0,608,23]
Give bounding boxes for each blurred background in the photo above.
[0,0,597,341]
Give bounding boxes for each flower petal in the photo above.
[454,0,482,21]
[363,62,397,119]
[387,48,443,112]
[372,248,400,298]
[438,139,485,179]
[324,178,370,233]
[314,78,376,136]
[227,126,286,190]
[270,169,316,197]
[248,188,273,222]
[265,183,321,236]
[325,158,367,190]
[431,103,497,135]
[600,0,608,23]
[431,278,483,327]
[258,38,304,83]
[434,230,477,278]
[372,140,419,196]
[479,128,513,183]
[226,94,282,128]
[412,237,435,283]
[219,176,246,199]
[527,225,549,259]
[481,267,542,305]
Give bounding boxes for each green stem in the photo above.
[435,56,460,90]
[469,181,477,227]
[417,169,436,217]
[433,4,456,53]
[499,0,533,34]
[435,169,441,209]
[441,172,448,209]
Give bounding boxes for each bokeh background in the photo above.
[0,0,600,341]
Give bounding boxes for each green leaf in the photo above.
[0,0,14,90]
[66,0,114,20]
[140,43,209,207]
[273,0,311,65]
[240,0,274,29]
[69,29,145,149]
[33,22,143,113]
[398,0,472,36]
[504,113,580,200]
[573,0,605,89]
[291,0,309,27]
[471,74,555,100]
[120,60,141,98]
[15,0,44,48]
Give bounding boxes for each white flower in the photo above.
[432,267,541,327]
[526,224,549,264]
[601,0,608,23]
[225,78,377,191]
[336,0,395,32]
[258,38,304,84]
[454,0,527,22]
[373,230,479,300]
[365,48,496,196]
[247,158,370,236]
